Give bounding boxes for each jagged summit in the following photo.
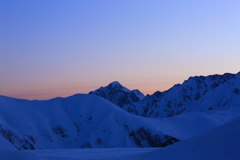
[109,81,122,86]
[107,81,130,92]
[89,81,145,114]
[187,73,235,81]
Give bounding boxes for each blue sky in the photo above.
[0,0,240,99]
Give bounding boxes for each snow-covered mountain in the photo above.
[0,94,179,150]
[89,81,145,114]
[1,93,240,151]
[1,72,240,151]
[139,72,238,118]
[90,72,240,118]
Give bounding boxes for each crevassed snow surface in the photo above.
[1,117,239,160]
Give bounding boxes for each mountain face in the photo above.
[89,81,145,114]
[190,72,240,112]
[139,73,238,118]
[0,94,179,150]
[90,73,240,118]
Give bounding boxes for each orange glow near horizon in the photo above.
[2,77,187,100]
[1,1,240,100]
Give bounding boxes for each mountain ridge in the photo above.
[90,72,240,118]
[1,72,240,151]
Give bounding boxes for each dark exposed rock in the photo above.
[129,127,180,147]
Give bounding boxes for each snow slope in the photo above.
[0,134,17,150]
[133,117,240,160]
[1,117,239,160]
[153,106,240,140]
[0,94,179,150]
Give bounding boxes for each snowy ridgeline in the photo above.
[90,72,240,118]
[1,117,240,160]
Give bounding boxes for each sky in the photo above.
[0,0,240,100]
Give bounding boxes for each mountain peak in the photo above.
[89,81,145,113]
[109,81,122,87]
[107,81,130,92]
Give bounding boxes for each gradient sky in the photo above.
[1,0,240,100]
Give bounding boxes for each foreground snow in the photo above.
[0,148,155,160]
[28,148,157,160]
[133,117,240,160]
[1,117,239,160]
[0,134,17,150]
